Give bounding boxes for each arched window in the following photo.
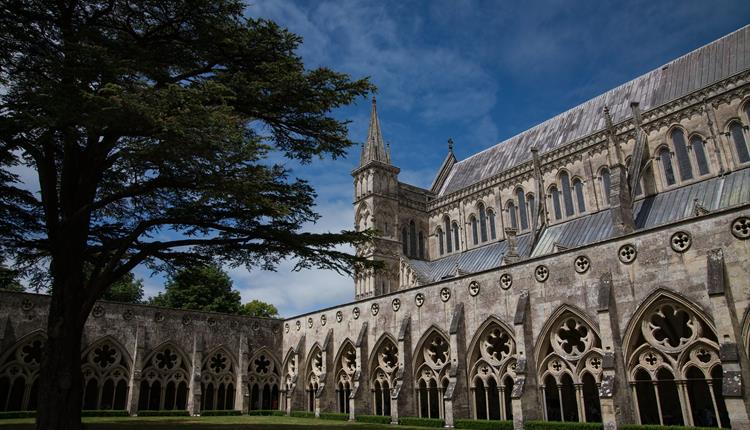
[248,351,281,411]
[690,135,710,176]
[80,339,131,411]
[478,203,488,242]
[516,189,528,230]
[335,342,356,415]
[487,210,496,240]
[138,344,190,411]
[401,228,408,255]
[507,202,518,230]
[527,193,535,225]
[469,320,516,421]
[415,330,450,419]
[560,172,574,217]
[627,297,730,428]
[418,232,425,259]
[729,121,750,164]
[451,222,460,251]
[306,346,323,413]
[0,334,44,412]
[572,179,585,213]
[201,349,236,411]
[470,216,479,245]
[659,147,676,186]
[670,128,693,181]
[370,336,399,417]
[437,228,444,256]
[550,186,562,220]
[444,217,452,253]
[409,221,417,258]
[599,168,611,205]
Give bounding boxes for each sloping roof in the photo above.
[438,25,750,196]
[410,168,750,282]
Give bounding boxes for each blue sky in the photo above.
[11,1,749,317]
[225,0,749,317]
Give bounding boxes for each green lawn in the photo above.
[0,415,413,430]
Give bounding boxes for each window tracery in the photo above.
[451,222,460,252]
[670,128,694,181]
[728,120,750,165]
[437,227,444,256]
[627,298,729,427]
[200,349,236,411]
[0,333,45,412]
[81,339,130,410]
[415,330,450,419]
[335,342,356,414]
[370,337,399,417]
[507,201,518,230]
[538,311,603,423]
[443,217,452,253]
[468,321,516,421]
[137,344,190,411]
[599,167,611,206]
[572,180,585,213]
[306,346,323,412]
[689,135,711,176]
[478,203,488,242]
[550,185,562,220]
[248,350,280,411]
[560,173,574,218]
[516,188,529,230]
[470,215,479,245]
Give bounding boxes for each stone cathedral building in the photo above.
[2,25,750,430]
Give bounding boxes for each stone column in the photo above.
[126,325,146,416]
[350,323,369,420]
[443,304,467,428]
[510,290,540,430]
[705,249,750,429]
[187,334,203,416]
[392,315,413,424]
[608,163,634,235]
[236,334,248,413]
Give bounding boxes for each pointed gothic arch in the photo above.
[80,336,132,410]
[0,330,46,412]
[333,339,356,414]
[304,343,323,412]
[137,341,191,411]
[369,333,399,417]
[535,305,603,423]
[248,347,281,411]
[200,346,237,411]
[413,326,450,419]
[623,289,729,427]
[467,316,516,421]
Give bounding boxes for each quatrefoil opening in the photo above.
[731,216,750,240]
[618,244,637,264]
[670,231,692,253]
[535,265,549,282]
[574,256,590,273]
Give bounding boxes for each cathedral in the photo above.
[2,25,750,430]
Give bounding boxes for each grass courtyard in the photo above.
[0,415,425,430]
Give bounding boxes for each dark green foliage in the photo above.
[0,410,130,419]
[135,410,190,417]
[0,411,36,419]
[525,421,603,430]
[319,412,348,421]
[357,415,392,424]
[621,425,720,430]
[200,410,242,416]
[0,265,23,291]
[455,419,514,429]
[240,299,280,318]
[399,417,446,427]
[246,410,286,416]
[289,411,316,419]
[148,264,241,313]
[102,272,144,304]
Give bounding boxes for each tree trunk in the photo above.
[36,276,86,430]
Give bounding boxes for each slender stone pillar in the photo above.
[126,325,146,416]
[236,334,248,413]
[187,334,203,416]
[392,315,413,424]
[349,323,369,420]
[510,290,540,430]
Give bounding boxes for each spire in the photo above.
[360,97,389,166]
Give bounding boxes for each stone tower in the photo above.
[351,98,400,299]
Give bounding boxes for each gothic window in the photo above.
[550,186,562,220]
[690,135,710,176]
[487,209,497,240]
[560,172,574,217]
[248,350,281,411]
[626,297,729,427]
[281,351,297,412]
[306,345,323,413]
[401,228,408,255]
[0,333,45,412]
[415,329,450,419]
[469,320,516,421]
[437,227,444,256]
[671,128,693,181]
[516,188,529,230]
[410,221,417,258]
[370,336,399,417]
[452,222,460,252]
[572,179,586,213]
[478,203,488,242]
[336,342,356,414]
[137,344,190,411]
[418,232,425,259]
[537,310,603,424]
[201,349,236,411]
[444,217,452,253]
[729,121,750,164]
[470,216,479,245]
[507,201,518,230]
[658,147,676,186]
[599,168,611,206]
[81,339,130,410]
[527,193,536,225]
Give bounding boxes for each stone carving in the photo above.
[535,265,549,282]
[415,293,425,307]
[92,305,105,318]
[731,216,750,239]
[371,302,380,316]
[499,273,512,290]
[440,287,451,302]
[391,298,401,312]
[336,311,343,323]
[307,317,313,328]
[670,230,692,253]
[618,243,637,264]
[468,281,480,296]
[353,307,360,319]
[574,255,590,273]
[320,314,327,326]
